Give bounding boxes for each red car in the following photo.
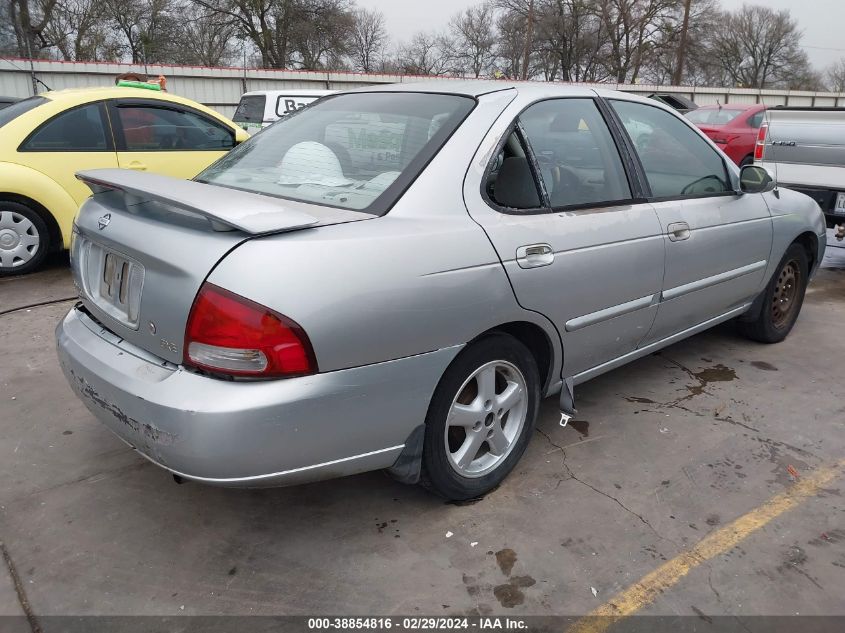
[685,104,766,167]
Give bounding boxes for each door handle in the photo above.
[126,161,147,171]
[516,243,554,269]
[667,222,690,242]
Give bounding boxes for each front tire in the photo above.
[0,201,50,276]
[420,334,540,501]
[739,243,808,343]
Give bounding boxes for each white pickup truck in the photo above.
[756,107,845,228]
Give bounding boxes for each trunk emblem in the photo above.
[97,214,111,230]
[148,322,156,334]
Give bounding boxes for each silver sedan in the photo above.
[56,82,825,500]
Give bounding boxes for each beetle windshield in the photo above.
[197,92,475,215]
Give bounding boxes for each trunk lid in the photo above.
[72,169,371,364]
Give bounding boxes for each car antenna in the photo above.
[716,99,722,110]
[0,54,51,92]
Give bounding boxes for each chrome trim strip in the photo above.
[565,294,656,332]
[662,260,767,301]
[132,444,406,484]
[571,303,752,385]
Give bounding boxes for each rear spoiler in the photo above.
[76,169,319,235]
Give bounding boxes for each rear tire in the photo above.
[0,201,50,277]
[420,334,540,501]
[739,155,754,168]
[738,243,808,343]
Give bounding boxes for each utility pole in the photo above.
[520,0,535,81]
[673,0,693,86]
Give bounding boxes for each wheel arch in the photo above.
[471,320,559,396]
[791,230,819,274]
[0,162,78,250]
[0,192,62,253]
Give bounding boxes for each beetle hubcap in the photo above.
[771,258,800,329]
[0,211,40,269]
[445,360,528,478]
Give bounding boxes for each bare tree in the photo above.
[289,0,354,70]
[176,1,238,66]
[598,0,681,84]
[534,0,607,82]
[397,31,454,76]
[449,2,496,78]
[708,5,809,88]
[189,0,297,68]
[7,0,59,58]
[496,0,537,80]
[349,7,386,72]
[494,8,529,78]
[827,58,845,93]
[42,0,120,61]
[102,0,179,65]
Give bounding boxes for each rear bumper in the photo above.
[56,306,460,487]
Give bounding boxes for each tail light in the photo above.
[184,283,316,378]
[754,123,768,161]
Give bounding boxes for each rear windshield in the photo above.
[0,96,46,129]
[198,92,475,215]
[685,108,745,125]
[233,95,266,123]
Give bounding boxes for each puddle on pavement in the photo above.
[694,364,737,383]
[495,549,517,576]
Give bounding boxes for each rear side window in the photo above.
[233,95,266,123]
[520,98,631,208]
[0,96,46,129]
[115,105,235,151]
[20,102,109,151]
[748,111,765,128]
[613,100,732,198]
[198,92,474,214]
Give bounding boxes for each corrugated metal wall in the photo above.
[2,59,844,118]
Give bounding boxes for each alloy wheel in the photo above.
[444,360,528,478]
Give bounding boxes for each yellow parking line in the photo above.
[567,459,845,633]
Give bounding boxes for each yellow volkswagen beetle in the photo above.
[0,86,249,275]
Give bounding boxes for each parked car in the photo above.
[57,83,825,500]
[0,96,19,110]
[232,89,335,133]
[756,106,845,227]
[648,93,697,114]
[685,103,766,167]
[0,86,249,275]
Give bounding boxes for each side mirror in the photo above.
[739,164,776,194]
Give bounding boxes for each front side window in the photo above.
[520,98,631,208]
[198,92,475,214]
[115,104,235,151]
[20,102,108,151]
[613,100,732,198]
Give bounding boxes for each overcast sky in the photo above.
[356,0,844,71]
